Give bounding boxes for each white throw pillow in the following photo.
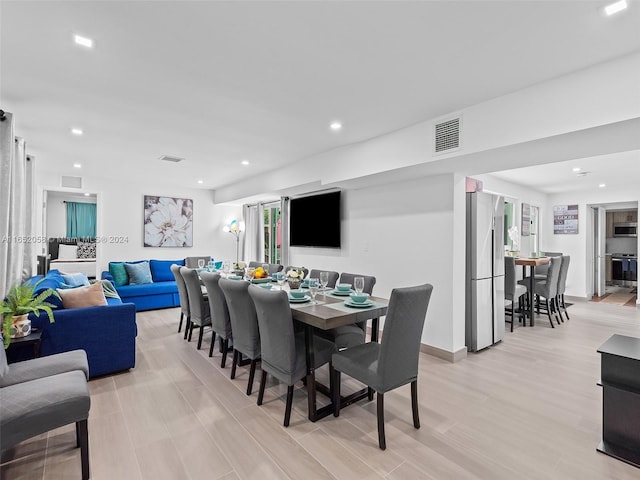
[58,244,78,260]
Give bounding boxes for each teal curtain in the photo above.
[66,202,96,238]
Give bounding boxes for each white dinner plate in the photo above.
[344,300,373,308]
[289,295,311,303]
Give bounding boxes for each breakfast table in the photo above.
[514,256,550,326]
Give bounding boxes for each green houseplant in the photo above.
[0,278,60,348]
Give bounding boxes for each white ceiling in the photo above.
[1,1,639,192]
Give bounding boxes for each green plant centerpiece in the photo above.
[0,278,60,348]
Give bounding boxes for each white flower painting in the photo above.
[144,196,193,247]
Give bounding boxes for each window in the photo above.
[504,200,514,248]
[263,203,281,264]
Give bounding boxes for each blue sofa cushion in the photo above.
[124,261,153,285]
[61,272,90,287]
[116,282,178,297]
[109,262,129,286]
[150,259,184,282]
[32,270,64,309]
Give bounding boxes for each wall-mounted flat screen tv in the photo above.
[290,191,341,248]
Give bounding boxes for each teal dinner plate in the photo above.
[228,275,242,280]
[344,300,373,308]
[251,278,270,284]
[289,295,311,303]
[331,289,354,296]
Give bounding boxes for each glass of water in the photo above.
[274,272,286,290]
[197,259,205,269]
[354,276,365,294]
[308,278,319,304]
[319,271,329,296]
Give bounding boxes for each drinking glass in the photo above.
[222,261,230,275]
[246,267,255,281]
[274,272,286,290]
[308,278,319,304]
[197,259,205,269]
[354,276,365,294]
[319,271,329,296]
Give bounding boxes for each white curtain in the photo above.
[280,196,290,267]
[242,203,265,263]
[0,112,36,295]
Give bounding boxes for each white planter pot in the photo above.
[9,314,31,338]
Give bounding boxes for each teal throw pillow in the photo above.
[124,261,153,285]
[109,262,129,287]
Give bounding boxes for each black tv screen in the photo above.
[290,191,341,248]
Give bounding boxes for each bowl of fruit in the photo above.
[251,266,271,283]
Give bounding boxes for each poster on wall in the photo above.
[553,204,579,234]
[521,203,531,236]
[144,195,193,247]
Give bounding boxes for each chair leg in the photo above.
[77,419,90,480]
[231,350,239,379]
[562,295,570,320]
[197,325,205,350]
[553,298,561,325]
[247,359,257,395]
[411,380,420,429]
[510,301,515,332]
[221,338,229,368]
[377,392,386,450]
[284,385,294,427]
[178,312,184,333]
[545,299,554,328]
[184,315,191,340]
[188,322,195,341]
[333,369,341,417]
[257,370,267,405]
[208,331,217,357]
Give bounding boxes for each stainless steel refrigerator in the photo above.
[466,191,505,352]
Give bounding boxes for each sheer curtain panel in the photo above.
[242,203,264,264]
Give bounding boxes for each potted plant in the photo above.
[0,279,60,348]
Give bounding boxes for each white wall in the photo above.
[36,171,242,273]
[46,191,96,238]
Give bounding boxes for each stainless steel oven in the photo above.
[613,223,638,237]
[611,254,638,287]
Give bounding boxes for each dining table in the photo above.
[288,288,389,422]
[514,256,550,326]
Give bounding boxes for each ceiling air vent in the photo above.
[434,116,461,153]
[159,155,184,163]
[60,175,82,189]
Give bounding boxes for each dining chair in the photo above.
[171,264,190,335]
[520,256,561,328]
[201,272,233,365]
[556,255,571,321]
[504,256,527,332]
[308,269,339,288]
[332,283,433,450]
[534,251,562,279]
[284,266,309,279]
[219,278,261,394]
[180,267,212,348]
[248,286,335,427]
[185,256,212,268]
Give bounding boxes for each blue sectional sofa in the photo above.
[101,259,185,311]
[18,270,137,378]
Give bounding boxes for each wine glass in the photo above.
[274,272,286,290]
[308,278,319,304]
[319,271,329,296]
[354,276,365,294]
[222,260,230,276]
[197,259,205,269]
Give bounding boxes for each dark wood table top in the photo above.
[514,257,550,267]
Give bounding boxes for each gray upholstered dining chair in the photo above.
[308,269,339,288]
[248,261,284,274]
[171,264,190,335]
[504,256,527,332]
[180,267,212,349]
[248,286,335,427]
[316,272,377,350]
[556,255,571,321]
[219,278,261,394]
[1,348,91,479]
[332,283,433,450]
[185,256,212,268]
[520,256,561,328]
[534,251,562,279]
[201,272,233,366]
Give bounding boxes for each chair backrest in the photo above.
[180,267,211,326]
[219,278,260,359]
[171,264,190,316]
[339,272,376,295]
[185,256,211,268]
[308,269,339,288]
[557,255,570,295]
[248,286,296,383]
[377,284,433,392]
[249,261,283,274]
[536,252,562,276]
[541,256,561,297]
[284,266,309,279]
[201,272,232,338]
[504,256,517,300]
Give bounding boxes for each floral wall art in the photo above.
[144,195,193,247]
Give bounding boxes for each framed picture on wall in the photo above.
[553,204,579,234]
[144,195,193,247]
[521,203,531,236]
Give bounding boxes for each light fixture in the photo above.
[223,219,245,266]
[71,128,83,136]
[599,183,607,188]
[74,34,94,48]
[241,160,250,166]
[604,0,628,16]
[197,180,204,184]
[73,163,82,168]
[572,167,581,172]
[329,121,343,131]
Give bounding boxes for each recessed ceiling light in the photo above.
[572,167,581,172]
[604,0,628,16]
[599,183,607,188]
[197,180,204,184]
[74,34,94,48]
[241,160,250,166]
[73,163,82,168]
[71,128,83,136]
[330,121,343,131]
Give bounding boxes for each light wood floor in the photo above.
[3,299,640,479]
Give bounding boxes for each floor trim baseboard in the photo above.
[420,343,467,363]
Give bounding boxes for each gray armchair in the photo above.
[1,348,91,479]
[201,272,233,366]
[332,283,433,450]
